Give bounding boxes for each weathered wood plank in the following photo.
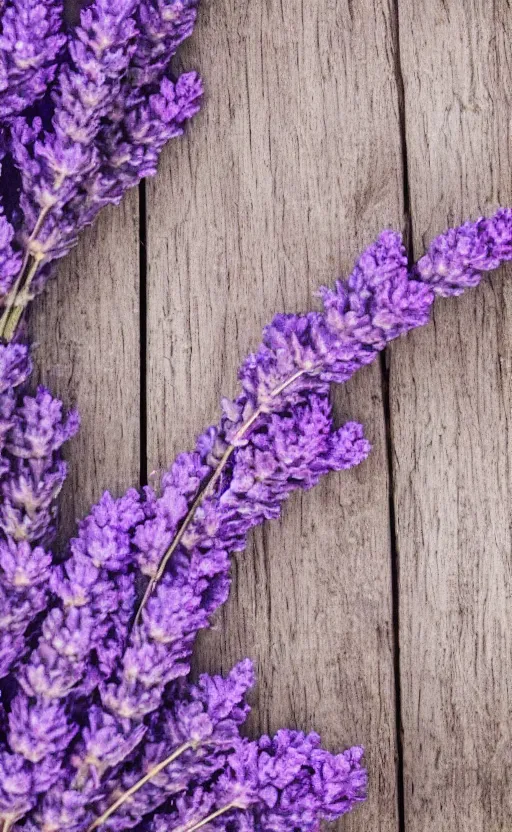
[393,3,512,829]
[146,1,404,828]
[30,195,140,542]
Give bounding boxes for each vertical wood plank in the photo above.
[146,2,404,829]
[394,3,512,830]
[29,195,140,542]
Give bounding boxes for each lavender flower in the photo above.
[0,344,78,680]
[37,660,256,831]
[150,730,366,832]
[19,488,145,700]
[11,0,139,260]
[86,71,202,214]
[133,212,512,619]
[0,0,65,121]
[415,208,512,295]
[0,342,31,462]
[0,489,145,821]
[1,386,79,544]
[0,211,22,297]
[101,400,369,722]
[131,0,199,88]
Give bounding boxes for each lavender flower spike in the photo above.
[0,0,66,121]
[38,660,257,832]
[138,209,512,619]
[0,489,144,824]
[151,730,366,832]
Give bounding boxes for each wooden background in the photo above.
[30,2,512,830]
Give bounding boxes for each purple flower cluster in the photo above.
[0,209,509,832]
[152,731,366,832]
[0,0,202,340]
[0,341,77,680]
[0,0,65,121]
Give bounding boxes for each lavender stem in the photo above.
[181,802,240,832]
[0,172,67,339]
[1,257,42,341]
[86,741,196,832]
[133,367,307,622]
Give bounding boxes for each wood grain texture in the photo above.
[29,195,140,543]
[146,1,404,829]
[393,2,512,829]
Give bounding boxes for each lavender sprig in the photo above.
[135,210,512,620]
[131,0,199,88]
[0,0,139,337]
[39,660,256,831]
[152,732,366,832]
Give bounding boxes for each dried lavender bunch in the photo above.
[2,211,509,832]
[0,0,201,340]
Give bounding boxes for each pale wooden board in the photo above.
[29,195,140,543]
[392,2,512,830]
[146,1,405,829]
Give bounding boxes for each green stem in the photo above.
[86,741,194,832]
[133,368,305,624]
[0,267,25,339]
[0,173,65,342]
[0,256,43,341]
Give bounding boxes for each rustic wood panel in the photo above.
[393,3,512,830]
[30,195,140,542]
[146,1,405,829]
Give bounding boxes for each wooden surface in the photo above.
[31,2,512,830]
[393,4,512,830]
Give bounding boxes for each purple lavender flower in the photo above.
[0,489,145,821]
[1,386,79,544]
[0,211,22,297]
[415,207,512,296]
[150,729,366,832]
[0,343,31,465]
[0,351,78,680]
[0,0,65,120]
[101,398,369,726]
[85,72,203,216]
[37,660,256,832]
[131,0,199,88]
[11,0,138,259]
